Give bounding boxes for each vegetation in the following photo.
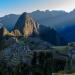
[52,45,70,53]
[0,39,4,50]
[0,51,68,75]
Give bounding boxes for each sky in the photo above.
[0,0,75,16]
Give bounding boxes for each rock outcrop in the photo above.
[14,12,39,37]
[0,26,9,37]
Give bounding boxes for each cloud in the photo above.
[0,13,5,17]
[47,0,75,12]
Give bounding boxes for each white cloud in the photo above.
[47,0,75,12]
[0,12,5,17]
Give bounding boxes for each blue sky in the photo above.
[0,0,75,16]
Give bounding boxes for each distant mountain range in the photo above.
[0,10,75,43]
[0,14,19,31]
[0,10,75,30]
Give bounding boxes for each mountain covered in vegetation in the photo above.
[1,10,75,43]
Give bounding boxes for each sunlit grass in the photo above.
[52,46,69,52]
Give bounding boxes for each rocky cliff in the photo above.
[14,12,39,37]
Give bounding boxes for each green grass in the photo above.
[52,46,69,52]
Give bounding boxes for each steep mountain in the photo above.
[39,25,66,45]
[13,12,39,37]
[13,12,66,45]
[0,12,67,45]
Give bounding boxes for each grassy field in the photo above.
[52,45,70,52]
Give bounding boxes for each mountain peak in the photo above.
[0,23,9,36]
[0,27,9,37]
[14,12,39,37]
[21,12,27,17]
